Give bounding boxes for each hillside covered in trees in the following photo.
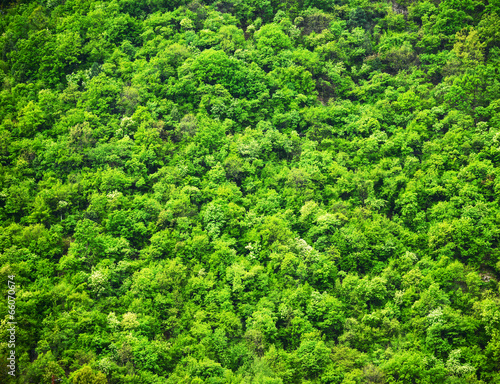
[1,0,500,382]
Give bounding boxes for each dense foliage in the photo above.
[1,0,500,382]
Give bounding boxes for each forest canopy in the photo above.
[1,0,500,383]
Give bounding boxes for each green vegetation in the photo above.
[1,0,500,382]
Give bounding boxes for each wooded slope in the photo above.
[1,0,500,383]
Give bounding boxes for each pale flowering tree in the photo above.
[88,268,109,297]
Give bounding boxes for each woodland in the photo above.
[1,0,500,383]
